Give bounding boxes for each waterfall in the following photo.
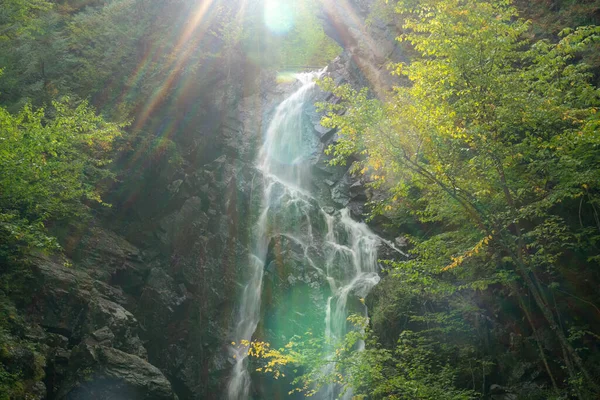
[227,70,393,400]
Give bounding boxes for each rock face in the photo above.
[56,344,176,400]
[3,2,403,399]
[320,0,406,96]
[28,256,146,359]
[22,255,177,399]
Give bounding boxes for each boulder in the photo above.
[56,344,177,400]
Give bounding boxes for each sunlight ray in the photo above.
[133,0,217,131]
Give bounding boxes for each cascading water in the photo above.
[227,70,400,400]
[227,71,324,400]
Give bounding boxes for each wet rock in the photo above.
[88,296,146,358]
[127,152,246,398]
[28,256,146,358]
[91,327,115,344]
[158,197,205,248]
[393,235,407,247]
[167,179,183,194]
[45,332,70,349]
[30,381,47,399]
[349,179,366,200]
[347,200,365,219]
[306,103,335,141]
[322,206,336,215]
[56,344,177,400]
[71,227,149,296]
[331,172,353,207]
[137,268,186,337]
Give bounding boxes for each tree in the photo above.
[0,0,51,41]
[0,98,123,259]
[317,0,600,396]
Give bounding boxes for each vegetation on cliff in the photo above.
[0,0,339,257]
[1,0,599,398]
[0,99,123,258]
[0,0,340,398]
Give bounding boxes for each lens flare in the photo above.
[264,0,294,34]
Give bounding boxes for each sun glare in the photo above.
[264,0,294,34]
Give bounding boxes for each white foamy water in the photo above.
[226,69,399,399]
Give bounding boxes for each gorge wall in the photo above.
[1,1,403,398]
[5,1,594,399]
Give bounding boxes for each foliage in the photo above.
[247,316,477,399]
[0,0,340,114]
[0,0,52,41]
[514,0,600,76]
[315,0,600,397]
[0,0,599,398]
[0,1,73,110]
[0,99,123,258]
